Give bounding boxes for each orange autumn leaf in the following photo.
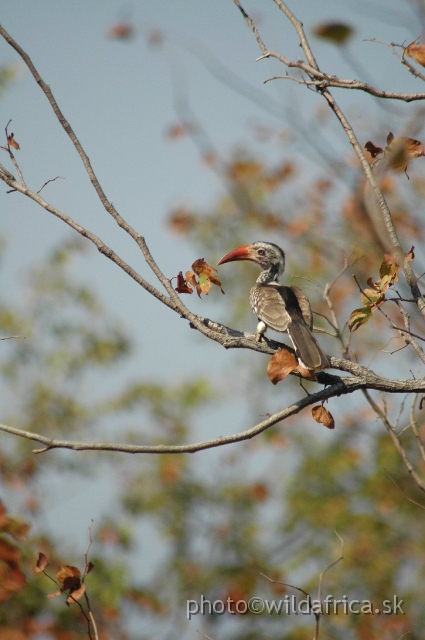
[192,258,225,296]
[176,259,224,298]
[66,583,86,604]
[387,136,425,172]
[192,258,218,279]
[267,349,298,384]
[35,552,48,573]
[349,250,403,332]
[312,404,335,429]
[7,133,19,150]
[405,41,425,67]
[56,565,81,591]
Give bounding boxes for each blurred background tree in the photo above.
[1,1,425,639]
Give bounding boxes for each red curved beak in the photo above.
[217,244,255,266]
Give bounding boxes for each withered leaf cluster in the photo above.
[404,40,425,67]
[311,404,335,429]
[35,553,94,605]
[349,248,414,332]
[365,131,424,176]
[6,132,19,151]
[175,258,224,298]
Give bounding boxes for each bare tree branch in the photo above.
[0,372,424,455]
[233,1,425,321]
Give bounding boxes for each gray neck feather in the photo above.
[256,262,282,284]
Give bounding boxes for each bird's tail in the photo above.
[287,319,329,370]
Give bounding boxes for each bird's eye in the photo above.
[257,249,266,256]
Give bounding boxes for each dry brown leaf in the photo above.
[386,131,394,146]
[296,363,316,380]
[174,271,193,294]
[387,136,425,173]
[56,564,81,591]
[365,140,383,159]
[86,561,94,574]
[403,138,425,158]
[35,552,48,573]
[7,133,19,150]
[267,349,298,384]
[47,589,62,599]
[192,258,224,295]
[405,41,425,66]
[192,258,217,279]
[185,271,197,288]
[405,246,415,264]
[312,404,335,429]
[66,583,86,605]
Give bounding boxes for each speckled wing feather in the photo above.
[249,283,296,332]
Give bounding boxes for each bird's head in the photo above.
[218,241,285,281]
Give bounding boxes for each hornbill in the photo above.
[218,241,329,371]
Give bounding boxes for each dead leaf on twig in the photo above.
[348,248,411,332]
[312,404,335,429]
[365,132,424,176]
[7,133,19,150]
[404,41,425,67]
[175,259,225,297]
[267,349,315,384]
[35,552,48,573]
[174,271,193,295]
[267,349,298,384]
[365,140,383,159]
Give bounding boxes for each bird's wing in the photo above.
[289,285,313,329]
[251,283,329,369]
[250,283,302,333]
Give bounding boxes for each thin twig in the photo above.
[385,470,425,510]
[233,2,425,320]
[0,370,424,455]
[196,631,215,640]
[3,119,26,187]
[352,274,425,362]
[260,572,310,599]
[363,389,425,493]
[409,393,425,463]
[37,175,64,194]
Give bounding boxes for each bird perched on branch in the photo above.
[218,241,329,371]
